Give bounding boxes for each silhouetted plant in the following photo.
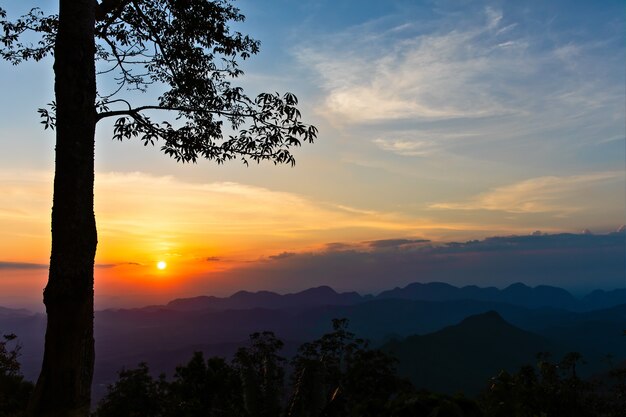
[0,334,33,417]
[164,352,245,417]
[480,352,605,417]
[233,331,285,417]
[93,363,165,417]
[386,391,482,417]
[288,318,408,417]
[91,326,625,417]
[606,365,626,417]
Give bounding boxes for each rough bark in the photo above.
[28,0,98,416]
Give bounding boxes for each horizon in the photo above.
[2,228,624,312]
[1,0,624,312]
[3,272,625,314]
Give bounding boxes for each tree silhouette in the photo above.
[288,319,408,417]
[92,363,165,417]
[0,334,33,417]
[165,352,245,417]
[233,331,285,417]
[0,1,316,415]
[479,352,613,417]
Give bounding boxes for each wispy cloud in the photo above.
[297,8,534,123]
[296,4,624,156]
[366,238,430,249]
[373,131,481,156]
[0,261,47,270]
[430,172,625,214]
[0,170,490,268]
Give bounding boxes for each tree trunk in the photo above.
[28,0,97,416]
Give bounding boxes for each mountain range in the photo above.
[1,281,624,401]
[161,281,624,312]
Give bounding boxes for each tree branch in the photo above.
[96,0,131,22]
[96,104,256,122]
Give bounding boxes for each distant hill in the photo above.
[383,311,558,395]
[531,303,626,361]
[0,308,45,382]
[377,282,590,311]
[582,288,626,311]
[164,285,368,311]
[161,282,624,313]
[0,306,33,318]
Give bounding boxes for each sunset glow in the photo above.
[0,0,623,310]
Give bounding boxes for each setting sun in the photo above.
[156,261,167,270]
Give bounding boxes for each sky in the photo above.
[0,0,624,310]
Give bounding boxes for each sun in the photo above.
[156,261,167,270]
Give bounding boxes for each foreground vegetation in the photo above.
[2,320,625,417]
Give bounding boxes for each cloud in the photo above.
[95,263,117,269]
[1,170,482,269]
[366,238,430,249]
[200,232,626,294]
[296,3,624,157]
[205,257,221,262]
[324,242,353,252]
[95,262,142,268]
[269,252,297,260]
[372,131,481,156]
[0,261,47,270]
[430,172,625,214]
[297,8,534,123]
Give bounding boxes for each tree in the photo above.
[233,331,285,417]
[0,334,34,417]
[479,352,602,417]
[288,319,408,417]
[165,352,245,417]
[0,1,316,415]
[93,363,165,417]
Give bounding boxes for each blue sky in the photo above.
[0,0,624,307]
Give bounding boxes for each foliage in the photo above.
[0,1,317,165]
[92,363,165,417]
[479,352,624,417]
[386,391,482,417]
[287,319,409,417]
[0,334,34,417]
[165,353,245,417]
[233,331,285,417]
[93,320,417,417]
[2,321,625,417]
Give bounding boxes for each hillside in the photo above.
[383,311,558,394]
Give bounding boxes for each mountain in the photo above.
[0,306,33,318]
[532,303,626,360]
[382,311,558,395]
[377,282,583,310]
[582,288,626,310]
[129,282,622,313]
[164,285,368,311]
[0,308,46,382]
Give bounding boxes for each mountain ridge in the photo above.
[130,282,626,313]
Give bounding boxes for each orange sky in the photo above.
[1,1,624,310]
[1,170,517,309]
[1,168,623,310]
